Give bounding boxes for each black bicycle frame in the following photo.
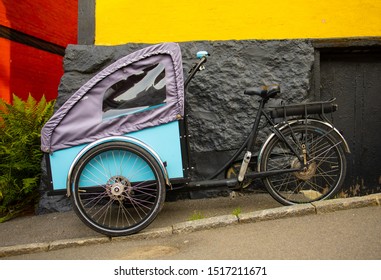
[182,60,303,189]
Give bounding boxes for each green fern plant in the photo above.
[0,94,54,222]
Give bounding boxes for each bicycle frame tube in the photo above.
[207,134,249,180]
[261,110,304,164]
[207,98,312,181]
[208,98,270,179]
[184,56,208,90]
[183,57,305,183]
[246,99,267,151]
[182,56,348,191]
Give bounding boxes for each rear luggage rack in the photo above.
[269,98,337,119]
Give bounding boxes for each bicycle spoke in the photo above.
[72,142,165,236]
[262,124,345,204]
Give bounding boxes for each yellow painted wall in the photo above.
[95,0,381,45]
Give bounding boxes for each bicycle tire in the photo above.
[260,124,346,205]
[71,141,166,236]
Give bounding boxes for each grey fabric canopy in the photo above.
[41,42,184,153]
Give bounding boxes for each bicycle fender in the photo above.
[66,136,170,197]
[257,118,351,172]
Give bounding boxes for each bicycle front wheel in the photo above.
[260,124,347,205]
[71,141,166,236]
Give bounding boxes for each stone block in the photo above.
[0,242,49,258]
[49,236,110,251]
[238,204,316,223]
[367,193,381,205]
[311,195,379,214]
[111,227,173,242]
[172,214,238,234]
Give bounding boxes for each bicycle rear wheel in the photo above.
[260,124,346,205]
[71,141,166,236]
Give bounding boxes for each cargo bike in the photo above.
[41,43,350,236]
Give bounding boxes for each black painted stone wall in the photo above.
[38,40,315,213]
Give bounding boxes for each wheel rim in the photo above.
[263,126,344,204]
[72,144,163,234]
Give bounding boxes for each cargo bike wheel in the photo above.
[71,141,166,236]
[260,124,346,205]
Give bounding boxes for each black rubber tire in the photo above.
[260,124,347,205]
[71,141,166,236]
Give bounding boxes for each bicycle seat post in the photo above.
[237,97,267,182]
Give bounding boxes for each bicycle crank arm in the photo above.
[238,151,252,182]
[245,168,301,179]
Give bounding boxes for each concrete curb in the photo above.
[111,227,173,243]
[311,195,380,213]
[49,236,111,251]
[238,203,316,223]
[0,242,49,258]
[1,193,380,258]
[173,214,238,234]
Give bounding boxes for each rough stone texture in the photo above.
[367,193,381,205]
[49,236,110,251]
[39,40,315,212]
[238,204,316,223]
[311,195,380,213]
[0,243,49,258]
[181,41,314,153]
[181,40,314,179]
[38,153,72,214]
[111,227,173,242]
[172,214,238,234]
[37,193,72,214]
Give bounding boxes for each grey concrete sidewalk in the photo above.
[0,192,380,258]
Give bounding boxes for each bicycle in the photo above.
[42,42,350,236]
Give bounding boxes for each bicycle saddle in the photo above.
[244,85,280,99]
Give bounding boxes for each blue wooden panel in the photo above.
[78,149,156,187]
[49,121,184,190]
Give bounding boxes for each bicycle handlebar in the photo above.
[197,51,209,59]
[184,51,209,89]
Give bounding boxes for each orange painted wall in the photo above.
[0,38,11,103]
[0,0,78,103]
[0,38,64,102]
[0,0,77,47]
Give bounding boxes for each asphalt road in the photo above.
[5,206,381,260]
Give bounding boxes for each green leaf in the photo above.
[0,94,55,222]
